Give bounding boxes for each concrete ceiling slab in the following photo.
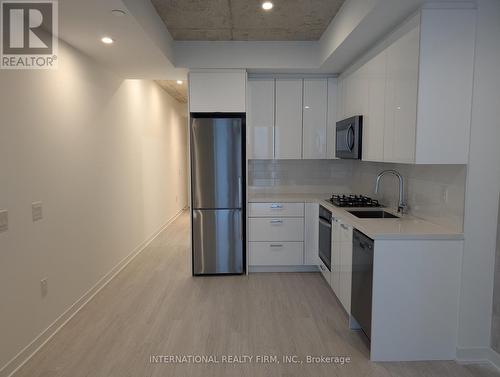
[151,0,344,41]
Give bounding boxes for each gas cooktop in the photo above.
[328,194,381,208]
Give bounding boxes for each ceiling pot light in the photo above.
[101,37,114,44]
[262,1,273,11]
[176,80,183,85]
[111,9,127,16]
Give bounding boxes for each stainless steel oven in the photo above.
[318,205,332,271]
[336,116,363,159]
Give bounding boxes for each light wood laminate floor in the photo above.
[14,211,499,377]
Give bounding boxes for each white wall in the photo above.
[458,0,500,352]
[0,41,188,370]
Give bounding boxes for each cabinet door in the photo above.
[345,70,364,118]
[275,79,303,159]
[362,51,386,162]
[304,203,319,265]
[384,25,419,163]
[336,77,346,121]
[303,79,328,159]
[331,219,342,296]
[326,78,338,159]
[247,79,275,159]
[339,222,353,313]
[189,70,246,112]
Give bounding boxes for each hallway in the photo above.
[13,212,499,377]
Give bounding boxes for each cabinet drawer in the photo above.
[249,202,304,217]
[249,242,304,266]
[249,217,304,241]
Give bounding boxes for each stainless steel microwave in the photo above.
[336,116,363,159]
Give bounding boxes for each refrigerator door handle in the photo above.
[240,212,243,240]
[238,176,242,208]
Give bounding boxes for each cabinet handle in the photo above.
[270,203,283,209]
[270,219,283,224]
[270,244,283,248]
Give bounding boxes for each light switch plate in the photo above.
[32,202,43,222]
[0,210,7,232]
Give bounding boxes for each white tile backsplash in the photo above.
[351,162,466,231]
[248,159,354,195]
[249,159,467,232]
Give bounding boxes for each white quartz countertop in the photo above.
[248,193,330,203]
[248,193,464,241]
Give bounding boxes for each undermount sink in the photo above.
[347,210,400,219]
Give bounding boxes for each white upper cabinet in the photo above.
[362,50,387,162]
[384,24,419,164]
[326,78,338,159]
[303,79,328,159]
[415,8,475,164]
[247,76,335,160]
[189,70,246,113]
[275,79,303,159]
[247,79,275,159]
[338,8,475,164]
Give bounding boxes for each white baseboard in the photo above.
[456,347,500,372]
[0,208,186,377]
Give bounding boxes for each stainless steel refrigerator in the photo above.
[190,113,245,275]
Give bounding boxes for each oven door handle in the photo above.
[319,218,331,228]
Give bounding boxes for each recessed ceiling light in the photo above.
[176,80,183,85]
[262,1,273,11]
[101,37,114,44]
[111,9,126,16]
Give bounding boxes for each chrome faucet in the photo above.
[375,170,408,214]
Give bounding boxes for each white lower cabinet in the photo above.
[330,219,341,294]
[338,222,353,313]
[249,242,304,266]
[249,202,304,218]
[249,202,306,267]
[249,217,304,242]
[304,203,320,265]
[326,217,353,314]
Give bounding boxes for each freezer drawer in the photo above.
[192,209,244,275]
[249,242,304,266]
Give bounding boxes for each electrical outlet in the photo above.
[40,278,48,297]
[0,210,8,233]
[32,202,43,222]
